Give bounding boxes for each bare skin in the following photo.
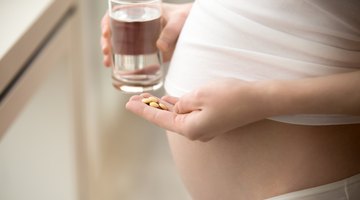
[101,3,360,199]
[127,92,360,200]
[167,123,360,200]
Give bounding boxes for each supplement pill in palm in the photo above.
[149,102,160,108]
[159,103,168,111]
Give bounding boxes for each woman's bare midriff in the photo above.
[166,119,360,200]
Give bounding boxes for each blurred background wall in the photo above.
[80,0,192,199]
[0,0,193,200]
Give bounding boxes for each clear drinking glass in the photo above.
[108,0,163,93]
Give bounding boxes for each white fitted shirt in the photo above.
[164,0,360,125]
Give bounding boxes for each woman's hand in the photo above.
[126,78,271,142]
[125,68,360,142]
[100,3,193,67]
[100,11,112,67]
[157,3,193,61]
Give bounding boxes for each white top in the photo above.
[164,0,360,125]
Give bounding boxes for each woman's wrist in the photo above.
[255,78,320,118]
[228,79,284,124]
[256,71,360,118]
[251,80,286,118]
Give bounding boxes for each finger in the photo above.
[161,3,176,22]
[160,13,168,30]
[101,38,112,67]
[140,93,155,98]
[102,24,111,38]
[129,94,143,101]
[101,37,110,54]
[156,38,170,53]
[137,94,175,111]
[174,93,202,114]
[158,98,175,112]
[161,95,179,105]
[101,12,110,36]
[126,97,184,133]
[157,14,186,52]
[100,13,112,68]
[127,95,207,139]
[103,54,111,67]
[161,50,173,63]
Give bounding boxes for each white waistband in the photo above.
[266,173,360,200]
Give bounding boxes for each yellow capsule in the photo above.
[159,103,168,111]
[149,102,160,108]
[141,98,152,104]
[147,96,158,103]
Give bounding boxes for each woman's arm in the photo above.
[265,70,360,116]
[126,71,360,141]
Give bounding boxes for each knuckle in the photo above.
[102,27,110,37]
[103,57,111,67]
[186,132,201,141]
[156,39,169,52]
[163,25,179,38]
[175,101,184,113]
[102,46,109,54]
[101,29,107,37]
[183,125,202,141]
[192,88,205,99]
[176,11,188,21]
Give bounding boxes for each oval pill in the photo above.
[147,96,158,103]
[142,98,153,104]
[149,102,160,108]
[159,103,168,110]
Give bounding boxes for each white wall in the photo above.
[0,16,79,200]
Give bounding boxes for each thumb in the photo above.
[174,92,202,114]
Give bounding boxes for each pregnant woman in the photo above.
[101,1,360,199]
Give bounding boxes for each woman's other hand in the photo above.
[100,11,112,67]
[126,78,271,142]
[157,3,193,62]
[100,3,193,67]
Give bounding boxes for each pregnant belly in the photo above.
[166,120,360,200]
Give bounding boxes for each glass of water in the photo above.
[108,0,163,93]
